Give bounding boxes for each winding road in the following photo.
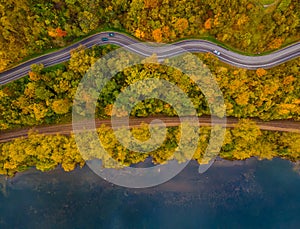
[0,116,299,143]
[0,31,299,85]
[0,32,299,143]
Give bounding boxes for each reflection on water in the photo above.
[0,158,300,228]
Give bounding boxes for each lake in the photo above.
[0,158,300,228]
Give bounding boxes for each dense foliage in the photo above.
[0,0,299,176]
[0,120,299,176]
[0,46,299,131]
[0,0,299,71]
[124,0,299,52]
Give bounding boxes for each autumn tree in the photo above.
[48,28,67,38]
[204,18,212,30]
[152,28,163,42]
[256,68,267,77]
[175,18,189,34]
[144,0,159,8]
[52,99,71,114]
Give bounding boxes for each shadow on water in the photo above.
[0,158,300,228]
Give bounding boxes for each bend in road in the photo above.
[0,32,299,85]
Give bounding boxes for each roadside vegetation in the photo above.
[0,120,299,176]
[259,0,276,5]
[0,45,299,131]
[0,0,299,71]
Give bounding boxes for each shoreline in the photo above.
[1,156,297,180]
[1,157,295,191]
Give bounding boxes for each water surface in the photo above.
[0,158,299,228]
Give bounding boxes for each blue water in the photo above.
[0,158,300,228]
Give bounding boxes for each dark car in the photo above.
[101,37,109,41]
[108,32,115,37]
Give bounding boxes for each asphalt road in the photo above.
[0,116,299,143]
[0,32,299,85]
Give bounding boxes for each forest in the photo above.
[0,45,299,131]
[0,119,299,176]
[0,0,299,71]
[0,0,299,176]
[0,46,299,175]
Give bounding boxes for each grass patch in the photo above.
[41,63,66,73]
[259,0,276,5]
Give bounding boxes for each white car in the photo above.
[213,50,221,56]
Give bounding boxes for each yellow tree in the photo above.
[162,26,170,39]
[152,28,163,42]
[144,0,159,8]
[52,99,71,114]
[204,18,212,30]
[175,18,189,34]
[30,103,48,121]
[268,38,284,49]
[256,68,267,77]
